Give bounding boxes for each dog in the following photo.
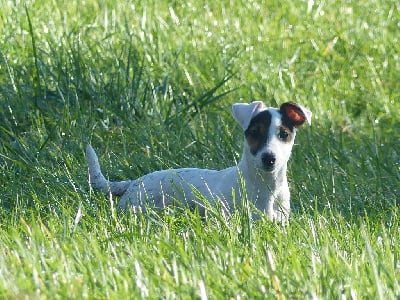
[86,101,311,223]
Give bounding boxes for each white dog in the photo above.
[86,101,311,223]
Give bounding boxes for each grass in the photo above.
[0,0,399,298]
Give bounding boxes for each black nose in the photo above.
[262,153,276,170]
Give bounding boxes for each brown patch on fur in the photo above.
[245,110,271,155]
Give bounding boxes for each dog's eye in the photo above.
[278,129,289,140]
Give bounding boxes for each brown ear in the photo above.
[280,102,312,127]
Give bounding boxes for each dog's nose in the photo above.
[262,153,276,170]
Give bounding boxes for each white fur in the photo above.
[231,101,264,130]
[239,107,294,221]
[86,101,311,223]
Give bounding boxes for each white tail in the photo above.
[86,144,131,196]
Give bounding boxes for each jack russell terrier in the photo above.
[86,101,311,223]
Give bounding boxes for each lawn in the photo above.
[0,0,399,298]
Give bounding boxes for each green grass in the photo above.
[0,0,399,298]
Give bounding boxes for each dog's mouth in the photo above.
[263,165,275,172]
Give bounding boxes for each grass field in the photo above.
[0,0,399,298]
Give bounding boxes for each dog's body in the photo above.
[86,101,311,223]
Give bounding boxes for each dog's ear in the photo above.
[232,101,264,130]
[280,102,312,127]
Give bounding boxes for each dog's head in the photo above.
[232,101,311,172]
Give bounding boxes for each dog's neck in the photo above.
[236,148,289,214]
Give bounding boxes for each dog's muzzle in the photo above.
[261,152,276,171]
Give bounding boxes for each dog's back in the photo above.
[117,166,238,212]
[87,143,237,212]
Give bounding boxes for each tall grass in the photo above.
[0,0,399,298]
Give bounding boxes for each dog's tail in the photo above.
[86,144,131,196]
